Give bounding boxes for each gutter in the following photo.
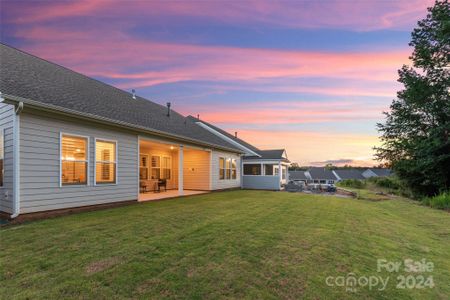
[11,101,23,218]
[2,93,244,155]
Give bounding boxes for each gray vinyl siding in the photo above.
[0,103,14,213]
[19,109,139,213]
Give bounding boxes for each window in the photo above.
[226,158,231,179]
[151,156,160,179]
[219,157,225,180]
[220,157,237,180]
[231,159,237,179]
[328,180,335,184]
[320,179,326,184]
[61,134,88,185]
[274,166,279,176]
[95,140,117,184]
[161,156,171,180]
[264,164,278,176]
[140,154,149,180]
[0,129,3,187]
[282,166,287,180]
[243,164,261,175]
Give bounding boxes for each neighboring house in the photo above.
[288,170,308,183]
[305,167,338,185]
[0,44,250,218]
[362,168,392,178]
[187,116,290,190]
[333,169,366,181]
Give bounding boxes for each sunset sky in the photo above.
[0,0,434,166]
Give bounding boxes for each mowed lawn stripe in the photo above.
[1,190,449,299]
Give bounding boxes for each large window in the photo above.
[243,164,261,175]
[264,164,279,176]
[226,158,231,179]
[95,140,117,184]
[151,155,161,179]
[161,156,171,180]
[231,159,237,179]
[61,134,88,185]
[220,157,236,180]
[219,157,225,180]
[140,154,149,180]
[0,129,4,187]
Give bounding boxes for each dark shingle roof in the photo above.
[369,169,392,177]
[0,44,242,152]
[186,115,261,154]
[289,171,308,180]
[187,115,289,162]
[334,169,365,180]
[244,149,289,162]
[307,167,338,180]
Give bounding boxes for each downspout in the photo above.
[11,101,23,219]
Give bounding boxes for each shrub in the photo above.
[422,192,450,210]
[339,179,366,189]
[368,176,401,190]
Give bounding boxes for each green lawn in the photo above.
[1,190,449,299]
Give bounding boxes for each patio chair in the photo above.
[154,179,167,193]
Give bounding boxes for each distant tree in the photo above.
[324,163,337,170]
[376,0,450,197]
[290,162,300,170]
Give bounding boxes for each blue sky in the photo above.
[0,0,433,165]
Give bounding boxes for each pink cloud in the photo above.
[189,100,387,126]
[12,25,409,96]
[3,0,433,31]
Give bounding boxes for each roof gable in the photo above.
[0,44,242,152]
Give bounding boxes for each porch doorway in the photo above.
[138,139,211,201]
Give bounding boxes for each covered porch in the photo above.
[138,138,211,201]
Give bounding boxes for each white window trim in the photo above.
[94,137,118,186]
[219,157,237,180]
[59,132,90,187]
[231,158,237,180]
[219,157,225,180]
[139,154,150,180]
[242,163,263,176]
[150,155,161,180]
[161,155,172,180]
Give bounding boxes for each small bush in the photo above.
[339,179,366,189]
[422,192,450,210]
[368,176,401,190]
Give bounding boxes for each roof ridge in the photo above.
[0,43,166,109]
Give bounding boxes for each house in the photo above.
[305,167,338,185]
[332,169,366,181]
[288,170,308,183]
[362,168,392,178]
[187,116,290,190]
[0,44,254,218]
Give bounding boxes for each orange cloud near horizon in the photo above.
[235,129,381,167]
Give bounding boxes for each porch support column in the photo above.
[278,161,282,190]
[178,145,184,195]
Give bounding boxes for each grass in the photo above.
[422,192,450,210]
[1,190,450,299]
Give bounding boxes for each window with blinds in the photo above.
[161,156,171,180]
[151,155,160,179]
[95,140,117,184]
[61,134,88,185]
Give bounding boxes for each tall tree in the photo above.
[376,0,450,197]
